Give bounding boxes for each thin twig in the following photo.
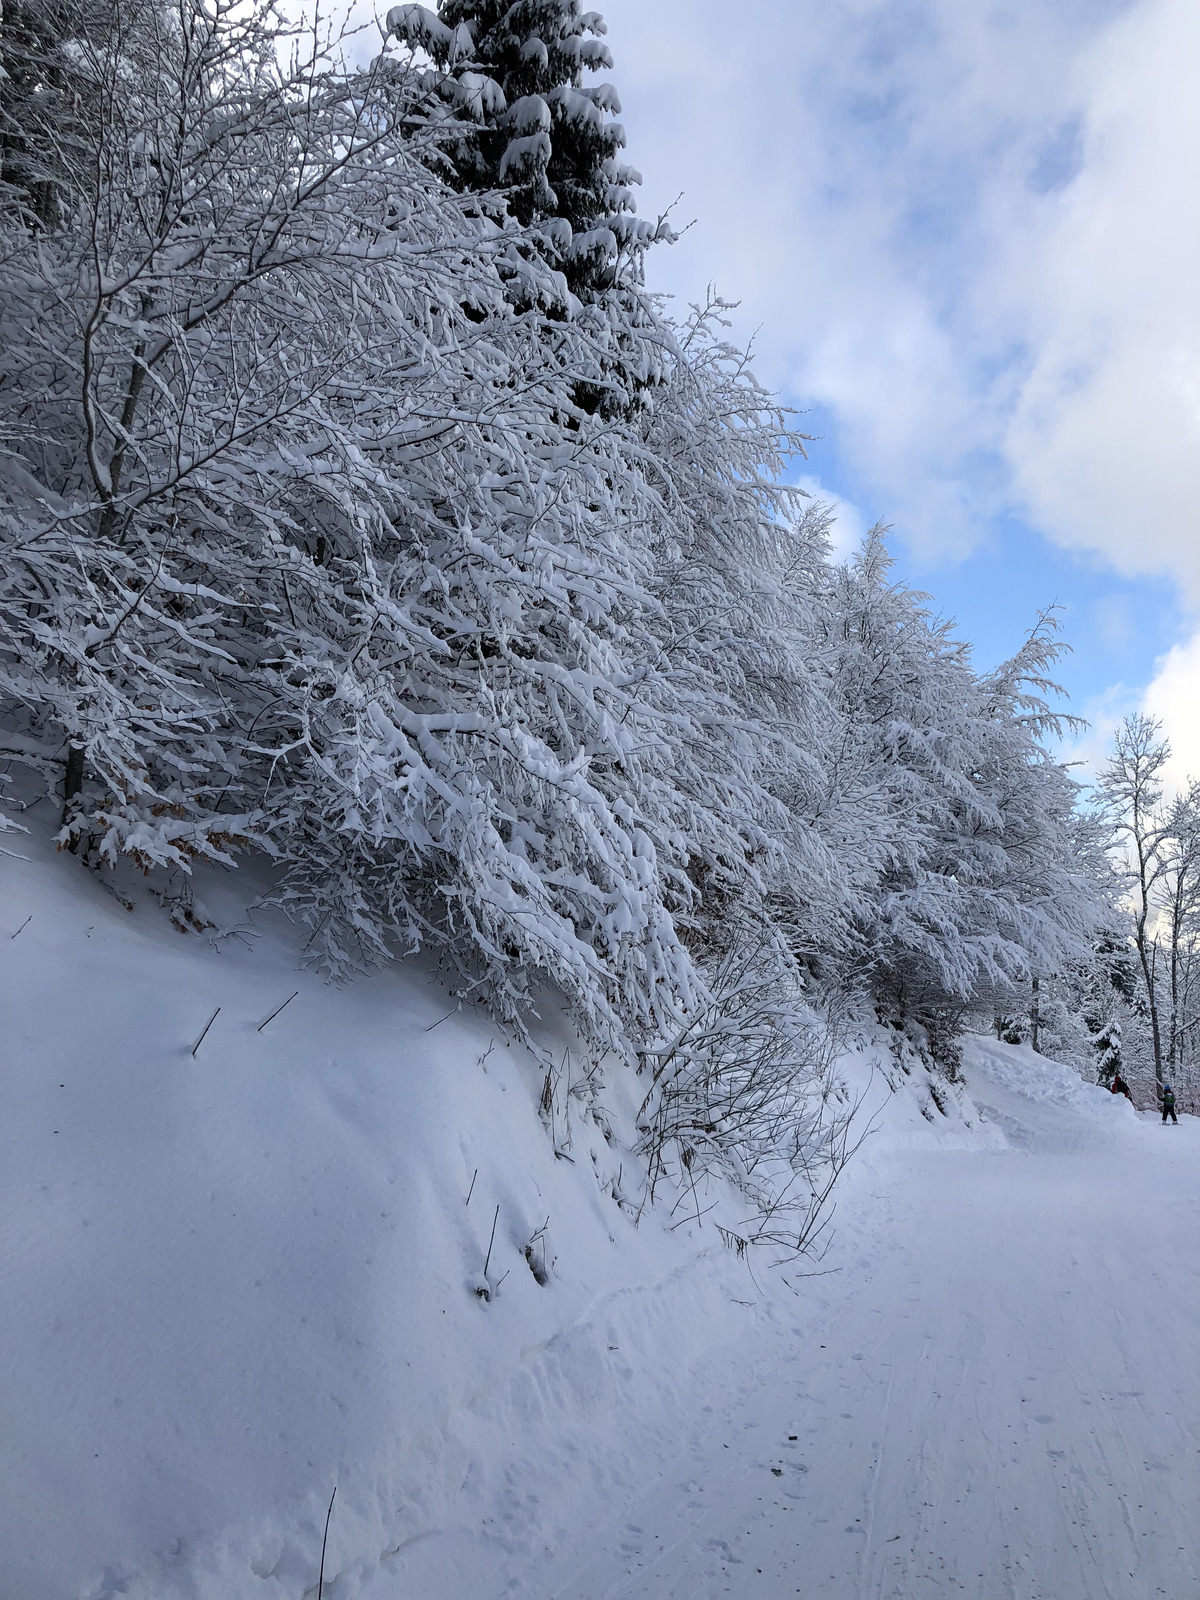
[9,914,32,940]
[687,1163,703,1228]
[191,1006,220,1057]
[482,1203,500,1279]
[257,991,299,1032]
[465,1168,478,1207]
[317,1486,336,1600]
[281,571,298,630]
[425,1004,459,1032]
[668,1200,718,1230]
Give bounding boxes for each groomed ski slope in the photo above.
[3,834,1199,1600]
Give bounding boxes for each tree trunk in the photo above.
[1135,920,1163,1083]
[62,743,84,851]
[1169,880,1181,1068]
[1030,976,1041,1055]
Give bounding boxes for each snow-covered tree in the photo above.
[0,0,689,1041]
[1162,781,1200,1075]
[807,545,1098,1036]
[0,0,126,229]
[0,0,1109,1130]
[385,0,663,297]
[1080,929,1140,1085]
[384,0,675,421]
[1098,715,1172,1082]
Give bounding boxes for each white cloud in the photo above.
[1001,0,1200,600]
[603,0,1199,588]
[603,0,1013,553]
[1066,628,1200,796]
[1142,630,1200,793]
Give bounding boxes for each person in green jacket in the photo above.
[1161,1083,1178,1124]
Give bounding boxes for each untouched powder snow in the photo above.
[4,835,1199,1600]
[0,836,794,1600]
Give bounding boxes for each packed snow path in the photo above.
[530,1043,1200,1600]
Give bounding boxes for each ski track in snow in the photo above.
[521,1044,1200,1600]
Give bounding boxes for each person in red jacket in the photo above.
[1110,1072,1133,1103]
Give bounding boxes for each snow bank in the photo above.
[0,839,756,1600]
[961,1032,1143,1154]
[1,834,1017,1600]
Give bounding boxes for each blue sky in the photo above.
[795,399,1186,717]
[597,0,1200,781]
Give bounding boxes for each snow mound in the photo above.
[962,1033,1141,1153]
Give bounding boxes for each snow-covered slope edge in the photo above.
[961,1031,1143,1150]
[3,838,1003,1600]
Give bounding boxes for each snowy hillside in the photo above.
[4,829,977,1600]
[3,4,1197,1597]
[7,835,1197,1600]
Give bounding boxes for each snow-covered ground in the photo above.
[4,835,1198,1600]
[537,1039,1200,1600]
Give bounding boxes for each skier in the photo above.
[1161,1082,1178,1124]
[1110,1072,1133,1103]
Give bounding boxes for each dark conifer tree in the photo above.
[1081,927,1140,1083]
[386,0,663,297]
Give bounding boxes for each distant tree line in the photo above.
[1010,716,1200,1109]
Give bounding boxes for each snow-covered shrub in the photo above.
[0,0,695,1045]
[632,917,866,1260]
